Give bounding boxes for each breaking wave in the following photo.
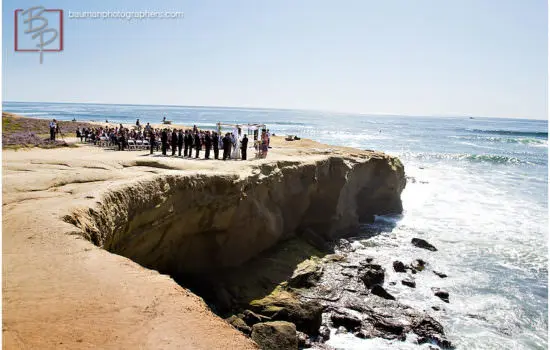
[401,152,540,165]
[466,129,548,138]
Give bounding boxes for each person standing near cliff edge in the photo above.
[177,129,184,157]
[149,131,155,155]
[222,133,231,160]
[241,134,248,160]
[161,129,168,155]
[49,119,56,141]
[212,132,220,159]
[171,129,178,156]
[194,131,201,159]
[204,131,212,159]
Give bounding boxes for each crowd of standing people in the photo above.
[73,119,272,160]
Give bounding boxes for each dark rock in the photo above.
[301,228,330,251]
[365,257,374,263]
[251,321,298,350]
[336,239,354,252]
[250,290,323,335]
[226,315,252,335]
[215,287,234,313]
[433,270,448,278]
[330,310,362,331]
[411,238,437,251]
[432,288,450,303]
[389,281,397,286]
[401,277,416,288]
[411,259,426,272]
[372,317,406,337]
[418,334,453,349]
[359,264,385,288]
[297,331,311,348]
[271,302,323,335]
[370,285,396,300]
[242,309,270,326]
[431,306,440,311]
[393,261,407,273]
[411,316,452,348]
[288,258,323,288]
[318,325,330,341]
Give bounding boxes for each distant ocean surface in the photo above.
[4,101,548,349]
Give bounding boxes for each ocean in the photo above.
[3,101,548,349]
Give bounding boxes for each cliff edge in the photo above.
[3,136,405,349]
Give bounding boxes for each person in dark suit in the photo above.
[149,131,155,155]
[204,131,212,159]
[161,129,168,155]
[177,129,184,156]
[183,130,189,157]
[241,134,249,160]
[222,133,231,160]
[194,131,201,158]
[171,130,178,156]
[212,132,220,160]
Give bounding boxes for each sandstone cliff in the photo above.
[65,153,405,274]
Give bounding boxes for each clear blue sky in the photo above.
[2,0,548,119]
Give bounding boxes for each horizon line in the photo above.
[2,100,547,121]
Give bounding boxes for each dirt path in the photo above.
[2,147,263,349]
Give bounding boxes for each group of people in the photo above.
[152,127,250,160]
[73,119,271,160]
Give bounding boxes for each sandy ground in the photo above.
[2,137,375,349]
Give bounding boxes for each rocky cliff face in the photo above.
[65,153,405,274]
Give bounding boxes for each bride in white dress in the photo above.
[230,128,240,159]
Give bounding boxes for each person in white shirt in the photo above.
[49,119,57,141]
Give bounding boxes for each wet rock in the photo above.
[250,288,323,334]
[433,270,448,278]
[335,326,347,334]
[410,315,452,348]
[401,277,416,288]
[336,239,354,252]
[359,264,385,288]
[297,331,312,348]
[411,259,426,272]
[330,310,362,331]
[289,258,323,288]
[251,321,298,350]
[432,288,450,303]
[326,294,451,346]
[323,254,346,263]
[393,260,407,272]
[309,344,336,350]
[371,285,396,300]
[242,309,270,326]
[318,325,331,341]
[226,315,252,335]
[411,238,437,251]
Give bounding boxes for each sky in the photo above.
[2,0,548,119]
